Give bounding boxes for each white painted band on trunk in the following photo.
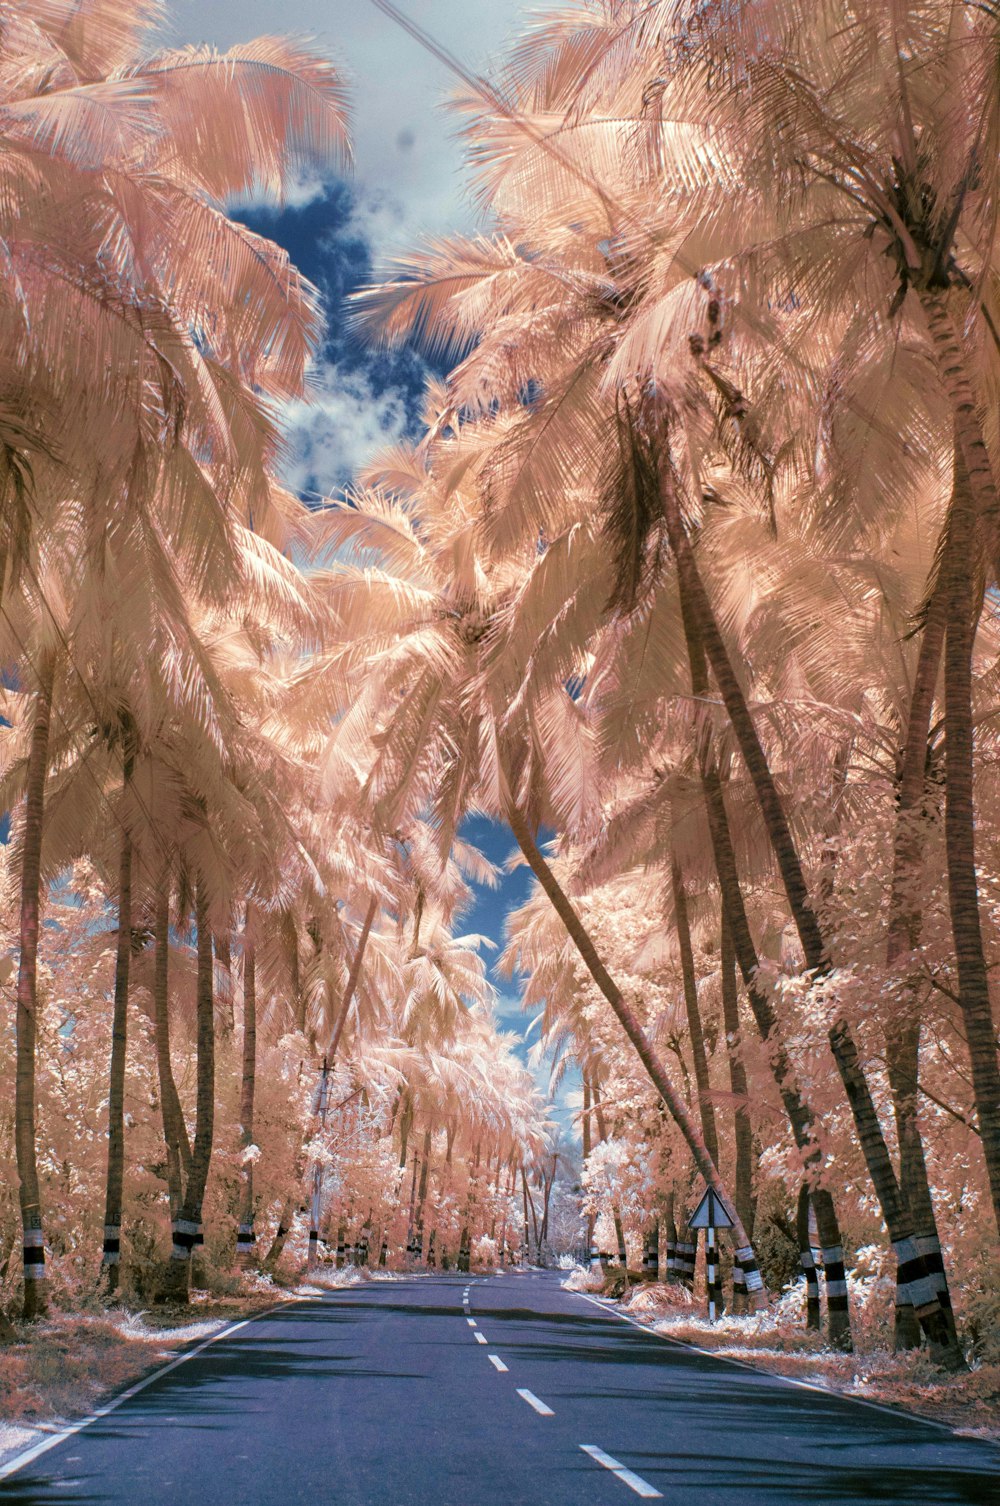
[800,1252,815,1270]
[821,1246,844,1265]
[103,1226,120,1238]
[734,1245,754,1262]
[101,1252,121,1265]
[23,1229,44,1247]
[909,1274,940,1309]
[825,1278,848,1297]
[22,1265,46,1280]
[173,1219,200,1237]
[169,1245,190,1262]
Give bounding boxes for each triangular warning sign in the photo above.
[688,1187,735,1229]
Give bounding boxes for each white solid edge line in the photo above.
[580,1444,662,1499]
[571,1292,995,1447]
[516,1388,554,1416]
[474,1331,488,1343]
[0,1297,309,1484]
[488,1354,508,1372]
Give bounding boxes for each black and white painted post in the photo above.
[689,1187,734,1322]
[589,1235,602,1273]
[308,1057,331,1273]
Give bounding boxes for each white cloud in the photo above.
[173,0,525,241]
[280,363,411,497]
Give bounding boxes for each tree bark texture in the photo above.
[15,655,54,1320]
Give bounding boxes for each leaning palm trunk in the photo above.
[661,470,957,1362]
[884,540,958,1348]
[938,454,1000,1238]
[15,654,54,1320]
[153,873,191,1222]
[102,813,133,1293]
[159,880,215,1302]
[721,913,754,1312]
[326,895,378,1060]
[679,592,852,1347]
[672,856,719,1164]
[501,787,766,1306]
[237,923,257,1268]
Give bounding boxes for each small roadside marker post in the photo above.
[689,1187,734,1321]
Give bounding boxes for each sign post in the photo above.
[689,1188,734,1321]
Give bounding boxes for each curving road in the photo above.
[1,1271,997,1505]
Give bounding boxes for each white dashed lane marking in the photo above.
[516,1389,554,1417]
[488,1354,508,1372]
[580,1446,662,1498]
[467,1318,477,1326]
[474,1332,488,1344]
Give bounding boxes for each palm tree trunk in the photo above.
[796,1185,821,1331]
[721,911,754,1311]
[938,453,1000,1237]
[672,856,719,1164]
[326,896,378,1059]
[885,535,958,1347]
[153,872,190,1224]
[237,918,257,1269]
[102,809,133,1293]
[415,1127,432,1260]
[501,785,766,1306]
[15,654,54,1320]
[159,879,215,1302]
[678,588,852,1345]
[661,471,958,1362]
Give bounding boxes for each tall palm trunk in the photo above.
[884,539,957,1347]
[678,589,852,1346]
[159,879,215,1302]
[671,857,719,1164]
[15,654,54,1320]
[415,1127,432,1259]
[796,1185,822,1331]
[153,872,190,1223]
[721,911,754,1311]
[237,917,257,1268]
[661,471,957,1362]
[102,802,133,1293]
[501,787,766,1306]
[327,896,378,1060]
[938,455,1000,1237]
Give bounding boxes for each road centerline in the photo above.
[516,1389,554,1417]
[488,1354,508,1372]
[474,1331,488,1344]
[580,1445,662,1499]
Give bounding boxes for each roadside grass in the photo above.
[595,1278,1000,1443]
[0,1286,294,1465]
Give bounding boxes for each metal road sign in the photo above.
[688,1188,735,1230]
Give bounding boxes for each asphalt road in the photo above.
[2,1270,998,1505]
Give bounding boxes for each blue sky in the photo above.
[173,2,574,1113]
